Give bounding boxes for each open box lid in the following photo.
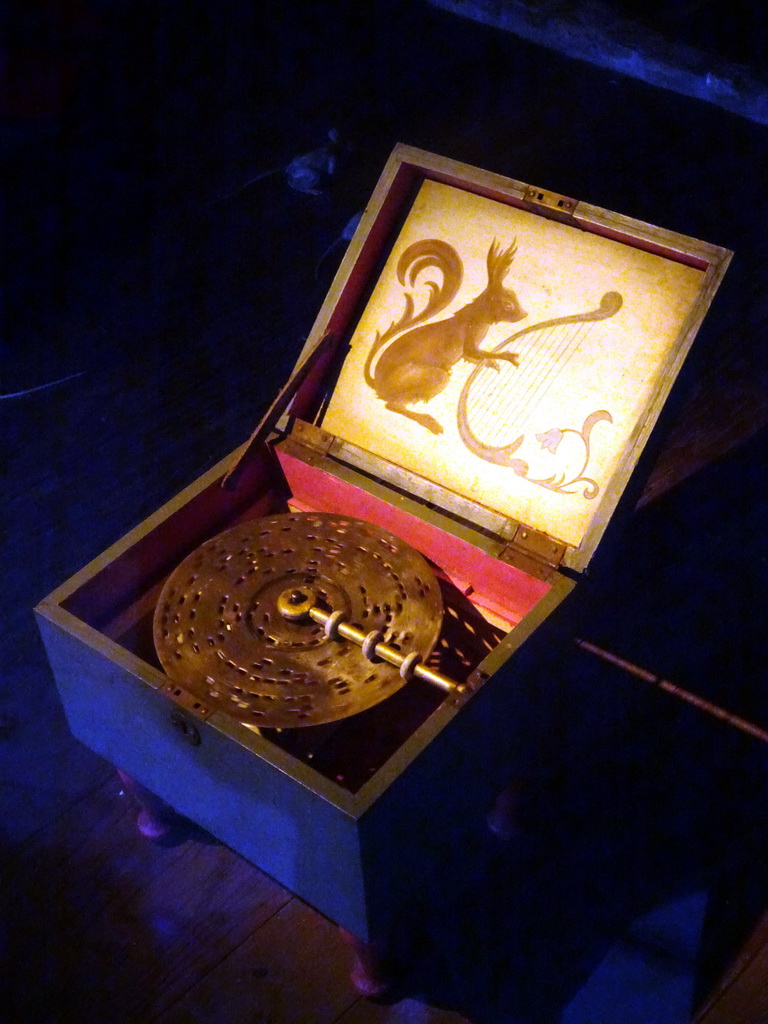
[238,146,731,575]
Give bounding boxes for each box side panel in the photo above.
[357,573,576,940]
[35,610,370,938]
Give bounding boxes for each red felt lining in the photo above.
[276,445,550,628]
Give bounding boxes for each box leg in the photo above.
[339,927,390,997]
[487,778,527,841]
[117,770,187,840]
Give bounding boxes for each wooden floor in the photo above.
[2,764,469,1024]
[4,2,768,1022]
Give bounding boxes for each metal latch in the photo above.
[169,711,202,746]
[522,185,578,216]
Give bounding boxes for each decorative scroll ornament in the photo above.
[457,291,623,499]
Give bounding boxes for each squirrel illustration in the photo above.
[363,238,527,434]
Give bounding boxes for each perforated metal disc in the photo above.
[153,513,443,728]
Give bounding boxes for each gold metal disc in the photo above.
[153,513,443,728]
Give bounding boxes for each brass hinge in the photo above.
[162,682,213,721]
[522,185,578,217]
[290,418,336,456]
[499,525,567,579]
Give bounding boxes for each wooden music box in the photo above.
[35,146,730,943]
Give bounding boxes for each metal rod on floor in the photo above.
[575,638,768,745]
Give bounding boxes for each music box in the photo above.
[35,146,730,943]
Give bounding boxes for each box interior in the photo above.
[60,437,552,794]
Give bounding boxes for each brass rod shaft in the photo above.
[413,663,459,692]
[308,606,460,692]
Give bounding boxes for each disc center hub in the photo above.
[276,586,318,622]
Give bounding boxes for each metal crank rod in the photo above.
[576,638,768,745]
[277,587,461,693]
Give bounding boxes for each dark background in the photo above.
[2,1,767,1021]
